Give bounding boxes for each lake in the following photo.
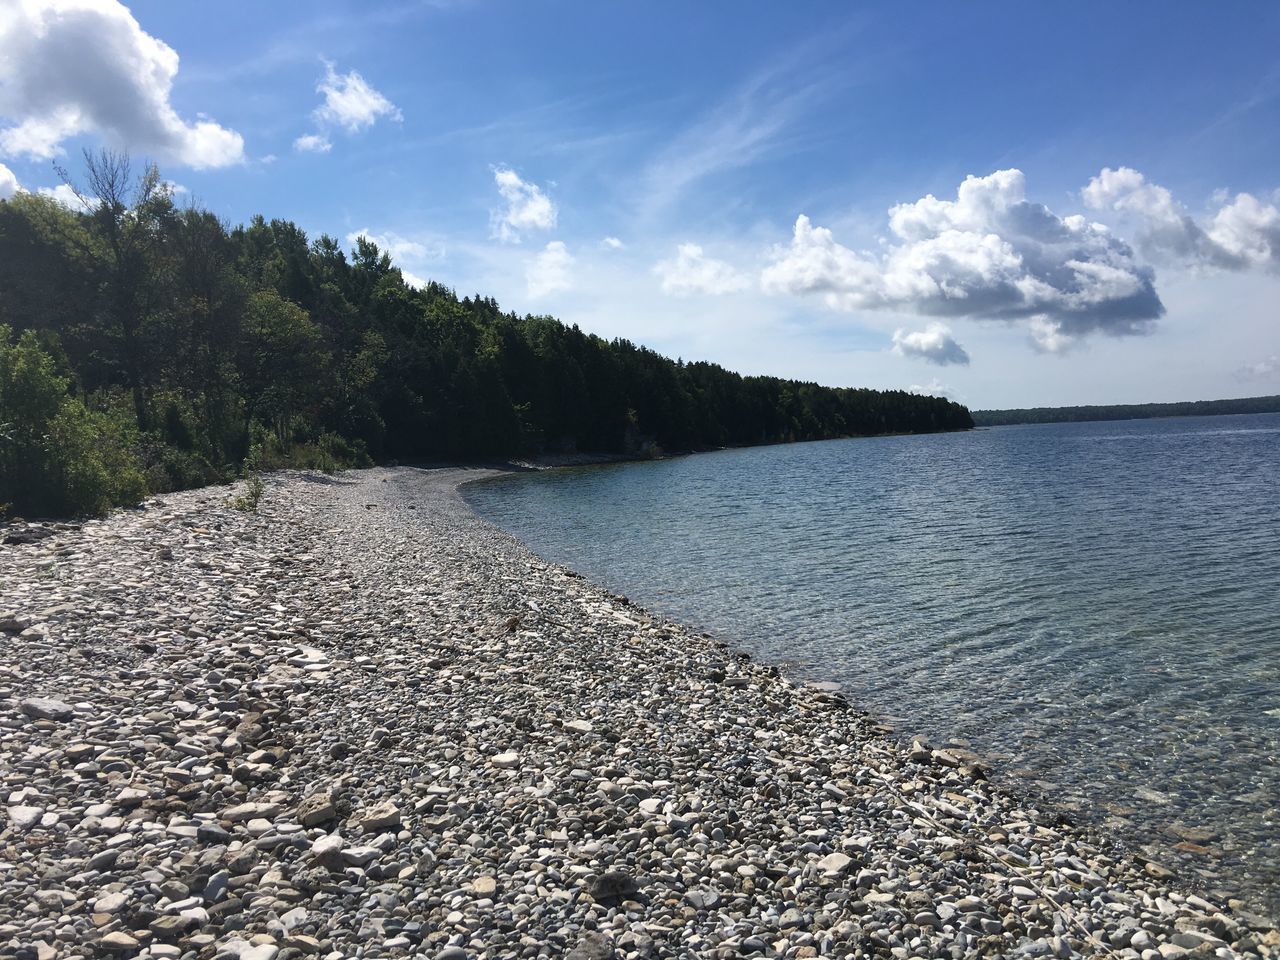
[463,413,1280,919]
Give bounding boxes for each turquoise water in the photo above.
[463,414,1280,916]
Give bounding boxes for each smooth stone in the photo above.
[20,697,74,721]
[7,805,43,830]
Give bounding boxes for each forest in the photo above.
[0,152,973,517]
[973,395,1280,426]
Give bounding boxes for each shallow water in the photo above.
[463,413,1280,917]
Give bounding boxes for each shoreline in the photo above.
[458,466,1280,928]
[455,464,1277,924]
[1,466,1274,959]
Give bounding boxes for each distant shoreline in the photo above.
[974,395,1280,427]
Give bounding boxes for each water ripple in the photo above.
[465,413,1280,919]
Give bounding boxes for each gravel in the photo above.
[0,465,1275,959]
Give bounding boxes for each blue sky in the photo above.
[2,1,1278,408]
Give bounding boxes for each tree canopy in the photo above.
[0,152,972,516]
[973,396,1280,426]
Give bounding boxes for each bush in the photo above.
[0,326,146,517]
[139,441,221,494]
[244,420,369,474]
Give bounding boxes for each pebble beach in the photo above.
[1,466,1275,960]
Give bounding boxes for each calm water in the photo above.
[463,414,1280,917]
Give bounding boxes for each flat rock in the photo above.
[352,799,399,831]
[99,932,139,952]
[222,801,282,823]
[816,851,854,875]
[7,805,43,830]
[19,696,74,721]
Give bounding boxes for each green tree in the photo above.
[0,326,144,517]
[239,289,329,442]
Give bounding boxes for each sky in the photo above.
[1,1,1278,409]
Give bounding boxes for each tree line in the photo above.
[973,395,1280,426]
[0,151,972,517]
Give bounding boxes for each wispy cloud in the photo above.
[636,29,861,220]
[1234,354,1279,382]
[654,243,750,296]
[492,167,557,242]
[294,60,400,155]
[293,133,332,154]
[313,61,402,133]
[526,240,573,298]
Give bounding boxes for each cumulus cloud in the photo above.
[293,133,332,154]
[891,322,970,366]
[0,162,19,199]
[526,241,573,298]
[655,243,751,296]
[763,169,1163,344]
[38,182,92,211]
[312,62,401,133]
[601,236,624,250]
[0,0,244,168]
[1235,355,1279,382]
[1027,316,1078,354]
[492,168,556,242]
[1083,166,1280,272]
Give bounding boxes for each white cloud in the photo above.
[1207,193,1280,270]
[37,182,92,211]
[601,236,624,250]
[346,228,444,290]
[346,227,439,264]
[763,169,1162,345]
[1028,316,1077,354]
[0,162,19,199]
[526,240,573,298]
[293,63,400,155]
[312,62,401,133]
[293,133,332,154]
[1234,355,1279,382]
[492,167,556,242]
[891,322,970,366]
[909,377,957,401]
[1083,166,1280,272]
[654,243,751,296]
[0,0,244,168]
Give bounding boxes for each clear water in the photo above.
[463,414,1280,918]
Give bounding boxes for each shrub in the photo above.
[0,326,146,517]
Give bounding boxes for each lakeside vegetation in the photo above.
[973,395,1280,427]
[0,152,972,518]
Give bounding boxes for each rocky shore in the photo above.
[1,466,1274,960]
